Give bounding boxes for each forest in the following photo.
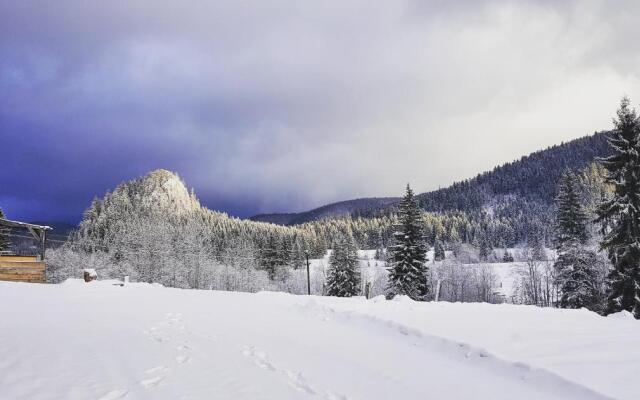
[1,101,639,318]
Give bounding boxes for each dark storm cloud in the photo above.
[2,0,640,222]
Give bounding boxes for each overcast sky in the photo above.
[2,0,640,222]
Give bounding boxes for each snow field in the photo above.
[1,280,636,399]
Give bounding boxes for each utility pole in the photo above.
[305,250,311,295]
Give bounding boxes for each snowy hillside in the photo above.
[1,280,637,400]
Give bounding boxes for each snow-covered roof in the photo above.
[0,218,52,231]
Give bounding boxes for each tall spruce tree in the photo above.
[0,208,10,252]
[554,172,599,310]
[479,235,491,261]
[528,225,546,261]
[387,184,429,300]
[433,238,445,261]
[597,97,640,318]
[555,172,589,247]
[261,234,282,280]
[326,234,361,297]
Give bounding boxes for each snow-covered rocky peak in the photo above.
[131,169,200,213]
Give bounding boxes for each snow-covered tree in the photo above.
[553,171,600,310]
[555,244,600,309]
[0,208,11,252]
[555,172,589,247]
[528,225,546,261]
[387,184,429,300]
[434,261,500,303]
[597,97,640,318]
[433,238,445,261]
[326,234,360,297]
[260,234,283,280]
[478,235,491,261]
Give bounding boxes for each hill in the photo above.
[251,132,611,224]
[49,168,331,287]
[418,131,611,212]
[250,197,399,225]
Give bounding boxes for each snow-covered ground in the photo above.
[1,280,637,400]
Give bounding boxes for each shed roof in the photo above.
[0,218,52,231]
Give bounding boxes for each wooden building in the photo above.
[0,218,51,283]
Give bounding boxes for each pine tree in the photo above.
[528,225,546,261]
[478,235,491,261]
[502,250,514,263]
[0,208,10,252]
[261,234,282,280]
[289,240,306,270]
[555,172,589,248]
[556,244,600,310]
[387,184,429,300]
[597,97,640,318]
[326,234,361,297]
[554,171,599,310]
[433,238,445,261]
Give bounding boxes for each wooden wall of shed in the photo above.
[0,255,45,283]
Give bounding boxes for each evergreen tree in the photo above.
[374,247,385,261]
[597,97,640,318]
[289,240,306,270]
[279,237,292,268]
[553,171,599,310]
[554,172,589,247]
[478,235,491,261]
[528,225,546,261]
[261,234,282,280]
[0,208,10,252]
[387,185,429,300]
[502,250,514,263]
[433,238,445,261]
[326,234,360,297]
[556,244,600,310]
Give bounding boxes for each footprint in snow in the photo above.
[243,345,346,398]
[176,355,191,364]
[323,391,350,400]
[97,389,128,400]
[144,366,169,374]
[242,346,277,371]
[140,376,164,389]
[284,369,316,394]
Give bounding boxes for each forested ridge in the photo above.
[0,130,616,301]
[297,131,613,250]
[251,131,611,230]
[418,131,610,212]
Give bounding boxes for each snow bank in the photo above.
[318,296,640,400]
